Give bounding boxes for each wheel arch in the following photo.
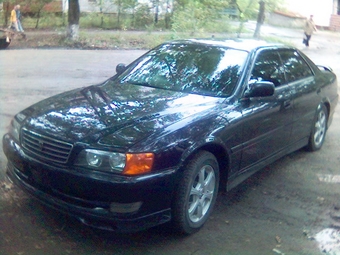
[179,142,230,192]
[322,101,331,128]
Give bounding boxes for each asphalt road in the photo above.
[0,27,340,255]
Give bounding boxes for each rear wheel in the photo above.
[306,104,328,151]
[172,151,219,234]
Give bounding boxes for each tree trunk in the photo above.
[67,0,80,40]
[253,1,265,39]
[154,1,159,24]
[4,2,10,27]
[35,10,42,29]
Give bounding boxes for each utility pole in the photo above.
[253,0,265,38]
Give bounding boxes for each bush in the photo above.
[171,2,234,36]
[16,12,66,29]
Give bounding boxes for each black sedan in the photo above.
[3,39,338,234]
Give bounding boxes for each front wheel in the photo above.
[306,104,328,151]
[172,151,219,234]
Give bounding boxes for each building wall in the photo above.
[330,14,340,31]
[268,12,306,28]
[283,0,334,27]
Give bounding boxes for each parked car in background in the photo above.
[3,39,338,234]
[0,29,12,49]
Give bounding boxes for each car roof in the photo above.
[170,38,289,52]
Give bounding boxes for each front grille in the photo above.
[22,128,73,163]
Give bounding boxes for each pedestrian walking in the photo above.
[15,5,24,32]
[9,5,19,32]
[303,15,317,47]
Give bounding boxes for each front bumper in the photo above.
[3,134,176,232]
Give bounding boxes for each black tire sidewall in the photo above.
[307,104,328,151]
[172,151,220,234]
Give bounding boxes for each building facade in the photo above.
[284,0,340,31]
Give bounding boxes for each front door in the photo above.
[239,49,294,171]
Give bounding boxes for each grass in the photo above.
[77,30,176,49]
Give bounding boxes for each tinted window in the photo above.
[279,50,313,83]
[118,43,248,97]
[250,50,285,87]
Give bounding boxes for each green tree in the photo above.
[237,0,286,19]
[2,0,23,27]
[234,0,286,37]
[171,0,230,34]
[125,0,139,27]
[25,0,55,28]
[111,0,138,28]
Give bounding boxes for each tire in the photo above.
[172,151,219,234]
[0,38,10,49]
[306,104,328,151]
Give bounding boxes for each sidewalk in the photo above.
[244,20,340,51]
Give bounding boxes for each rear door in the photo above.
[278,49,320,143]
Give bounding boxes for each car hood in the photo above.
[21,80,222,147]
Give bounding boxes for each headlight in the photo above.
[75,149,154,175]
[9,113,26,142]
[9,118,21,141]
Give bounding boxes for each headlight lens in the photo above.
[86,150,104,167]
[9,118,21,141]
[79,149,126,172]
[9,113,26,142]
[109,153,126,169]
[75,149,154,175]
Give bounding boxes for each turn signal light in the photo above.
[123,153,154,175]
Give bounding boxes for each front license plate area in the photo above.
[30,166,51,187]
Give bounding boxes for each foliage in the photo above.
[79,3,156,30]
[24,0,56,28]
[21,13,65,29]
[237,0,287,20]
[170,0,287,35]
[2,0,17,26]
[171,0,231,35]
[1,0,287,33]
[97,0,138,29]
[134,4,154,29]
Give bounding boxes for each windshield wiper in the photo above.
[124,81,150,86]
[122,80,160,89]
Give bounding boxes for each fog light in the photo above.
[110,202,142,213]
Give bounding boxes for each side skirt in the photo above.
[226,137,309,192]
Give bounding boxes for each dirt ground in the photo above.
[1,24,340,255]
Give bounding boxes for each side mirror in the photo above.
[116,63,126,75]
[244,81,275,98]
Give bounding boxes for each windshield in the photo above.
[118,42,248,97]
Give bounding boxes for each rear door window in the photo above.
[279,50,313,83]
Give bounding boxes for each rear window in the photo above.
[279,50,313,83]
